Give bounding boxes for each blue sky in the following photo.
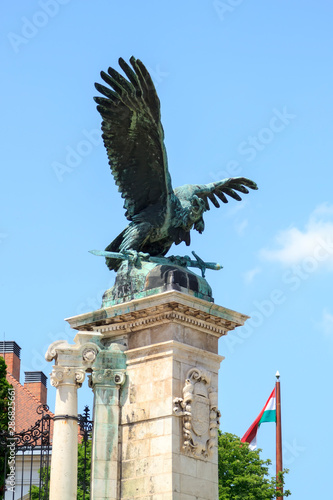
[1,1,333,497]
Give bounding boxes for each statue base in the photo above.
[102,261,214,307]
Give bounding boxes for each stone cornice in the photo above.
[125,340,224,369]
[65,291,248,338]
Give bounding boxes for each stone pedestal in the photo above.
[65,290,248,500]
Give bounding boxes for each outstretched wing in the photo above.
[94,57,173,220]
[191,177,258,210]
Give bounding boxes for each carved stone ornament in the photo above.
[173,367,220,459]
[82,347,97,364]
[50,367,86,388]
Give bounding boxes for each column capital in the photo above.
[89,368,126,388]
[50,366,86,388]
[45,334,102,369]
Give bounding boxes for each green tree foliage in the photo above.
[30,467,50,500]
[0,357,12,430]
[0,357,12,499]
[218,432,291,499]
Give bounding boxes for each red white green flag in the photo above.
[241,387,276,450]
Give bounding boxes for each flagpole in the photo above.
[275,371,283,499]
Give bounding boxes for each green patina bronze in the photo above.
[89,249,221,277]
[101,259,214,306]
[93,56,258,302]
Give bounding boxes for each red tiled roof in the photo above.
[6,372,54,440]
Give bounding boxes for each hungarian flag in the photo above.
[241,387,276,450]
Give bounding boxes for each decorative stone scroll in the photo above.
[45,337,100,368]
[173,367,220,459]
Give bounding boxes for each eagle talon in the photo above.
[122,250,140,266]
[122,250,151,267]
[138,252,150,260]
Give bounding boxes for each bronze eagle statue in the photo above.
[94,57,258,271]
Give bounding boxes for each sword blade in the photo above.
[89,250,221,271]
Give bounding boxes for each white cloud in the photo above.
[244,267,261,284]
[311,202,333,218]
[260,203,333,268]
[319,309,333,338]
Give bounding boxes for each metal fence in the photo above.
[0,405,92,500]
[1,404,52,500]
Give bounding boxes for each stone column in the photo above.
[49,365,84,500]
[45,333,102,500]
[89,346,126,500]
